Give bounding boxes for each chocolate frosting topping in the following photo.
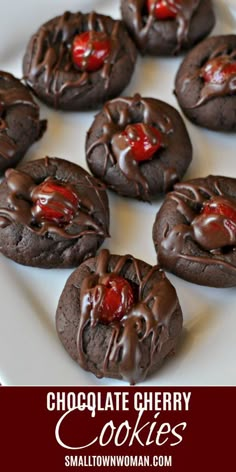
[192,196,236,250]
[159,177,236,273]
[23,11,126,107]
[182,45,236,108]
[0,71,44,162]
[0,164,107,239]
[126,0,200,53]
[77,249,180,384]
[86,94,174,198]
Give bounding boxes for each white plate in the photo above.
[0,0,236,386]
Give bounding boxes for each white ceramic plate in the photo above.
[0,0,236,386]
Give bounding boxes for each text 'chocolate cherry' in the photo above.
[147,0,179,20]
[192,196,236,250]
[119,123,162,162]
[96,274,134,324]
[31,178,79,225]
[72,31,111,72]
[202,56,236,85]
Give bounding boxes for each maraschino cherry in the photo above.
[31,178,79,225]
[201,55,236,85]
[96,274,134,324]
[147,0,179,20]
[192,196,236,250]
[117,123,162,162]
[201,197,236,231]
[72,31,111,72]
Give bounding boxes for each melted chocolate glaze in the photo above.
[182,45,236,108]
[0,71,45,161]
[0,134,17,161]
[192,196,236,250]
[77,249,180,384]
[86,94,174,198]
[23,11,127,108]
[0,164,108,239]
[124,0,200,53]
[159,178,236,273]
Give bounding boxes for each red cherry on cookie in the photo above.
[97,274,134,324]
[147,0,179,20]
[202,56,236,85]
[72,31,111,72]
[120,123,162,162]
[201,197,236,231]
[192,196,236,250]
[31,178,79,225]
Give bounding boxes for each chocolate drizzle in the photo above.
[0,71,42,161]
[77,249,179,384]
[126,0,200,53]
[0,134,17,161]
[160,178,236,273]
[72,30,111,72]
[183,45,236,108]
[86,94,174,198]
[24,11,124,107]
[0,165,107,239]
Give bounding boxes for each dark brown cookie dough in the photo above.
[120,0,215,56]
[86,94,192,200]
[0,71,46,173]
[56,249,183,384]
[0,157,109,268]
[153,176,236,287]
[175,35,236,131]
[22,11,137,111]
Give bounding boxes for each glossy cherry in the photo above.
[202,56,236,85]
[72,31,111,72]
[97,274,134,324]
[31,179,79,225]
[191,196,236,250]
[147,0,179,20]
[121,123,162,162]
[201,197,236,231]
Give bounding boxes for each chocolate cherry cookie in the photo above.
[23,11,137,110]
[0,71,46,173]
[153,176,236,287]
[86,94,192,200]
[175,35,236,131]
[56,249,183,384]
[0,157,109,268]
[120,0,215,56]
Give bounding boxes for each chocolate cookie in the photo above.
[120,0,215,56]
[153,176,236,287]
[56,249,183,384]
[175,35,236,131]
[86,94,192,200]
[0,71,46,173]
[0,157,109,268]
[22,11,137,110]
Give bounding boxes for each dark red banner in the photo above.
[0,386,235,471]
